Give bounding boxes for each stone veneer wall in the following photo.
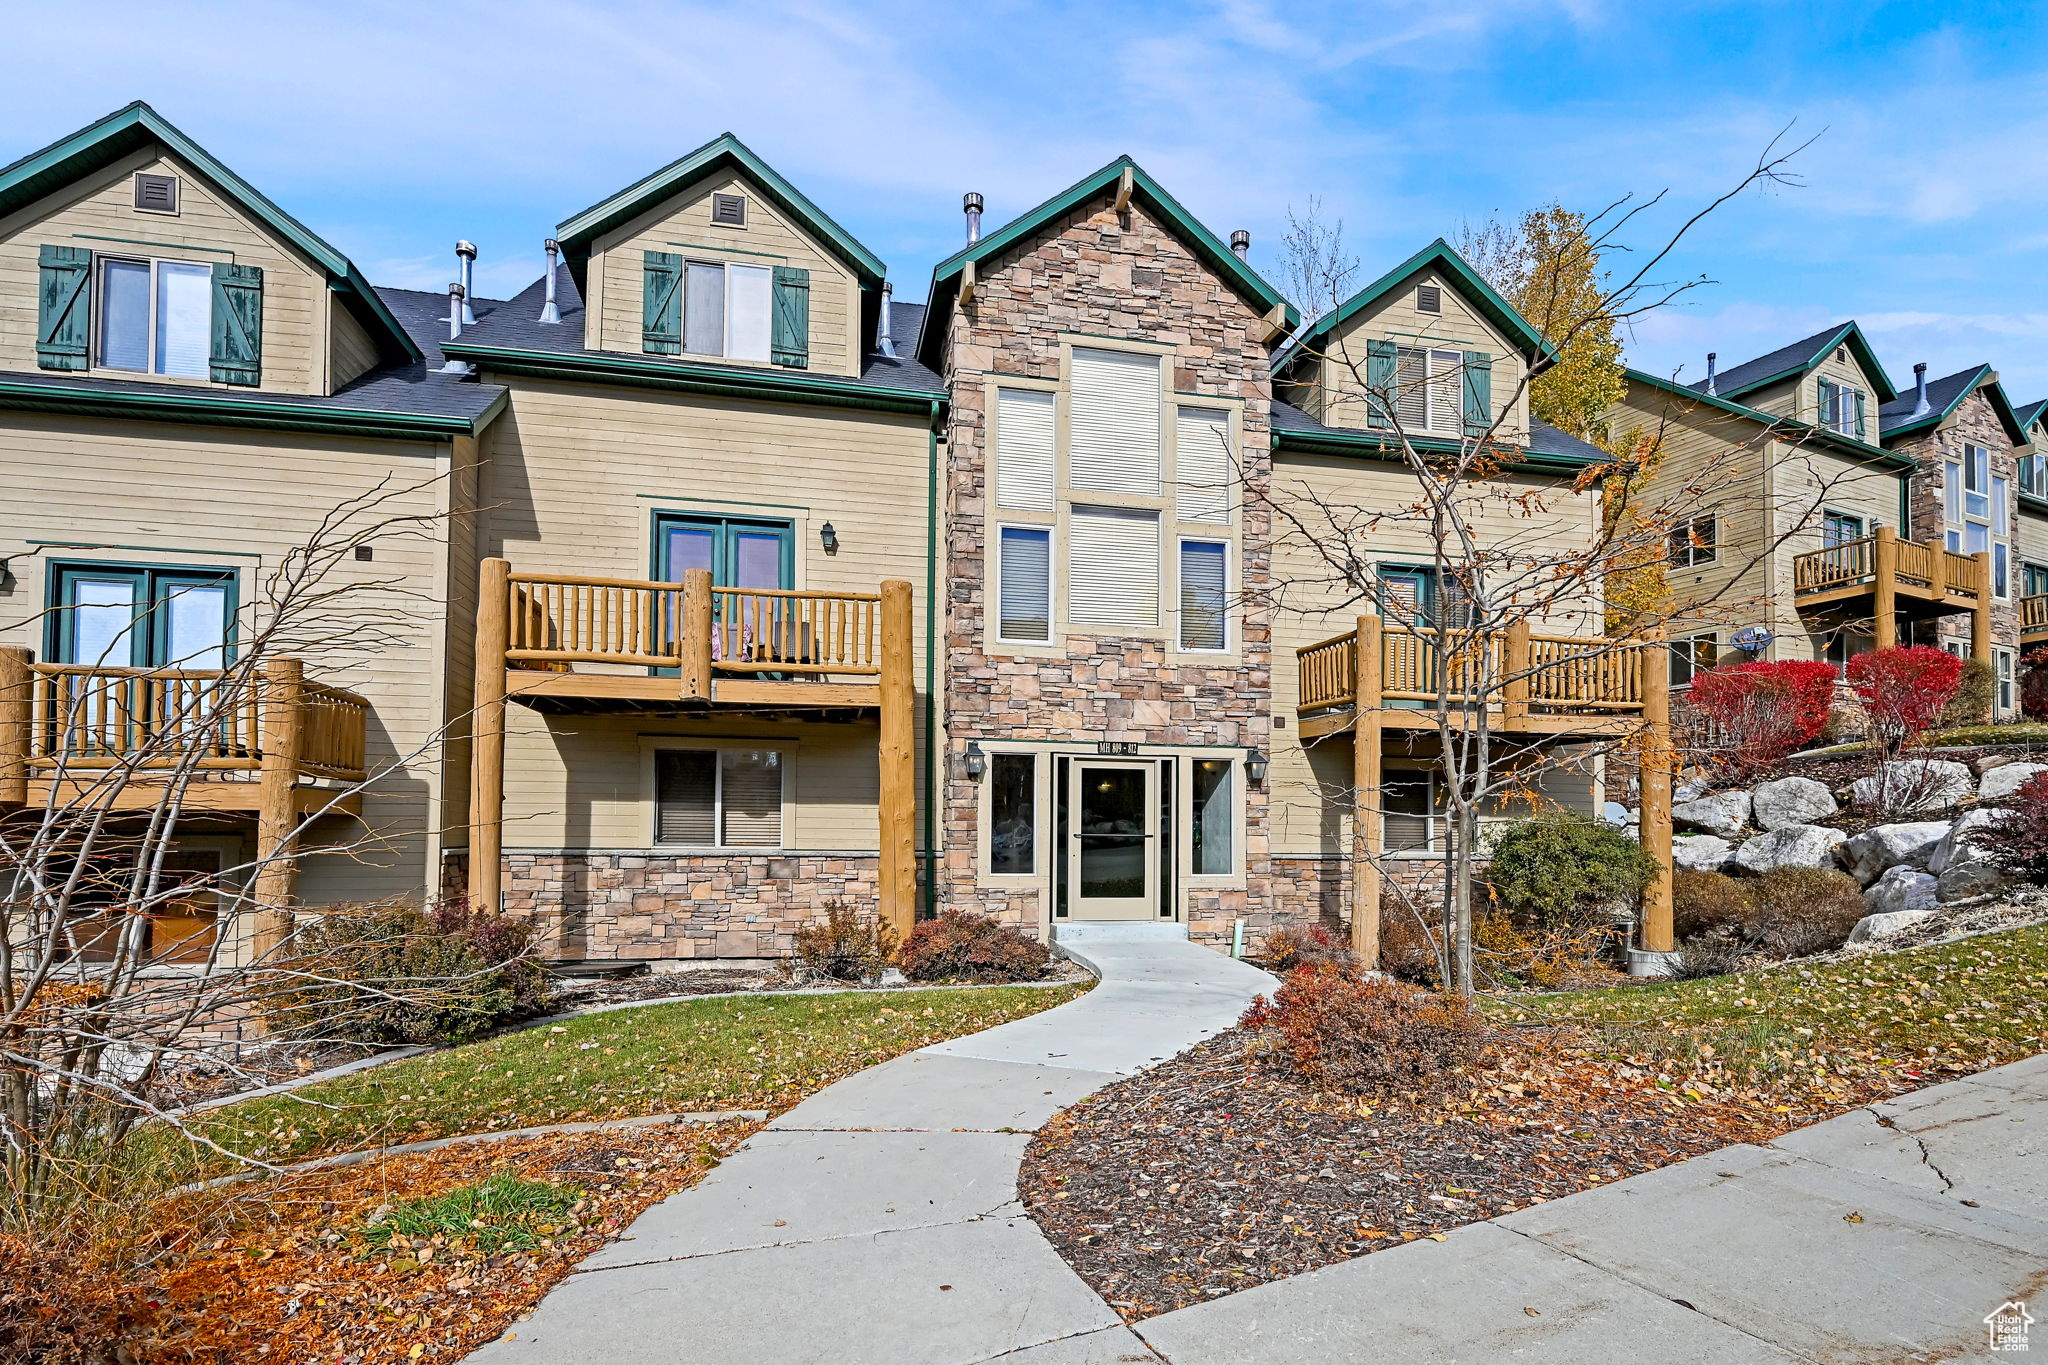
[1898,389,2021,659]
[1257,855,1455,944]
[501,852,879,960]
[936,194,1277,935]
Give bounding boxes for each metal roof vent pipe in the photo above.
[455,240,478,324]
[877,280,897,358]
[1703,352,1718,396]
[963,192,984,244]
[1912,362,1931,417]
[438,281,474,375]
[1230,229,1251,262]
[539,237,562,325]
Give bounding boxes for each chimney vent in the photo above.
[1703,352,1718,396]
[438,282,474,374]
[877,281,897,358]
[455,240,478,324]
[963,192,984,244]
[1912,362,1931,417]
[539,238,562,325]
[1229,230,1251,261]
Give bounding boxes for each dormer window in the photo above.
[711,193,747,227]
[98,256,210,377]
[1816,377,1867,439]
[684,260,772,360]
[1394,346,1463,432]
[1416,284,1442,314]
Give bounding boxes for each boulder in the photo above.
[1673,835,1736,874]
[1839,821,1952,885]
[1847,909,1938,944]
[1936,859,2006,903]
[1734,824,1847,875]
[1978,762,2048,801]
[1675,779,1710,804]
[1850,759,1975,814]
[1750,776,1839,832]
[1931,807,2006,874]
[1864,864,1940,916]
[1671,788,1753,838]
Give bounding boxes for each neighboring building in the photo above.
[2013,399,2048,672]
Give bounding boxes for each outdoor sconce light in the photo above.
[1244,749,1268,784]
[819,522,839,554]
[963,741,987,779]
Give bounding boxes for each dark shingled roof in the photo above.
[1688,325,1847,398]
[1268,399,1607,466]
[2013,398,2046,432]
[1878,365,1986,435]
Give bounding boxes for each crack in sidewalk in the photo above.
[1865,1106,1957,1194]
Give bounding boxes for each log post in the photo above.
[1928,538,1948,599]
[469,558,511,913]
[1872,525,1898,651]
[1637,630,1675,957]
[877,579,917,942]
[680,568,714,701]
[1350,614,1385,967]
[1502,618,1532,727]
[1971,551,1994,663]
[0,646,30,806]
[253,658,305,958]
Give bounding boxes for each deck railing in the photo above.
[1296,620,1646,717]
[1793,530,1985,603]
[2023,593,2048,637]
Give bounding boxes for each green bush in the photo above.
[1673,869,1755,940]
[1485,812,1657,929]
[899,909,1051,982]
[1941,656,1996,728]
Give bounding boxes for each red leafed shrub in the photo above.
[1847,646,1965,756]
[898,909,1052,982]
[1687,660,1839,777]
[1985,771,2048,886]
[1258,922,1358,975]
[2022,646,2048,721]
[1240,967,1487,1095]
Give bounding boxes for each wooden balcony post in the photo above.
[1502,618,1532,726]
[1971,551,1994,663]
[253,657,305,957]
[1871,526,1898,651]
[0,646,30,806]
[1350,614,1385,967]
[680,568,714,701]
[469,558,511,914]
[1637,631,1675,956]
[877,579,917,942]
[1928,539,1948,598]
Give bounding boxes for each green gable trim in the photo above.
[1279,239,1554,380]
[1715,321,1899,405]
[1270,424,1605,478]
[441,341,945,417]
[0,377,503,442]
[0,102,421,366]
[556,132,885,287]
[1880,364,2029,447]
[917,156,1297,370]
[2020,489,2048,517]
[1623,366,1917,473]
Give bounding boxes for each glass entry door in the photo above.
[1066,761,1158,919]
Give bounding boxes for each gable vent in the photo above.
[133,173,178,213]
[1835,346,1849,364]
[1416,284,1442,314]
[712,193,747,227]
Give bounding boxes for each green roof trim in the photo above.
[1278,239,1555,379]
[0,102,420,365]
[1624,366,1917,472]
[1270,424,1605,478]
[0,378,502,442]
[916,156,1297,369]
[556,132,885,287]
[1715,321,1899,404]
[442,341,945,417]
[1880,364,2030,447]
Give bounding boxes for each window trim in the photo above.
[994,522,1056,646]
[1669,513,1718,568]
[644,739,794,851]
[45,560,239,668]
[679,257,774,362]
[1183,753,1244,882]
[1175,537,1231,653]
[93,253,213,379]
[983,748,1045,881]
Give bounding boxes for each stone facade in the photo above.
[1897,388,2021,660]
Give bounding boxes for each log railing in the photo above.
[1296,618,1646,718]
[2023,593,2048,638]
[1793,529,1987,603]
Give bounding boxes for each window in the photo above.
[997,526,1053,643]
[2024,563,2048,599]
[1190,758,1234,875]
[989,753,1036,874]
[656,513,791,589]
[1068,348,1162,495]
[682,260,772,361]
[1068,507,1160,629]
[1996,648,2016,715]
[2022,453,2048,498]
[50,564,233,668]
[710,192,746,226]
[1375,566,1438,628]
[1392,346,1465,433]
[1178,540,1228,650]
[133,173,178,213]
[1816,377,1867,439]
[1821,510,1865,548]
[1415,284,1442,314]
[97,256,210,377]
[1670,633,1718,686]
[995,388,1056,511]
[1669,514,1718,567]
[1944,445,2010,585]
[1174,406,1232,523]
[654,748,785,846]
[1383,774,1442,853]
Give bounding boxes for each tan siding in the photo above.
[0,148,331,394]
[585,172,859,377]
[1761,444,1905,661]
[329,304,381,390]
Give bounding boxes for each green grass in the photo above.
[1803,721,2048,758]
[358,1172,581,1259]
[186,984,1086,1172]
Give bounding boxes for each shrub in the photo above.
[1985,771,2048,886]
[1745,867,1867,956]
[899,909,1052,982]
[1941,656,1996,728]
[1240,968,1487,1096]
[791,900,898,981]
[1375,890,1442,987]
[1672,868,1754,940]
[270,898,550,1046]
[1666,935,1746,981]
[1485,812,1657,929]
[0,1225,158,1365]
[1847,646,1964,757]
[1688,659,1839,777]
[2023,646,2048,721]
[1258,922,1358,976]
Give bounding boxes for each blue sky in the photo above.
[7,0,2047,398]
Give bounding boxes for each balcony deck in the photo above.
[2023,593,2048,646]
[1792,530,1988,618]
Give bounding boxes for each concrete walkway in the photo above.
[466,928,1275,1365]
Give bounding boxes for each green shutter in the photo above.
[1461,351,1493,436]
[209,263,263,386]
[642,251,682,355]
[1365,339,1397,429]
[37,245,92,371]
[1853,390,1868,441]
[771,267,810,369]
[1816,378,1835,428]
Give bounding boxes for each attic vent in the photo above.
[711,193,747,227]
[1835,346,1849,364]
[1416,284,1442,314]
[133,173,178,214]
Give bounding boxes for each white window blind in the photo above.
[1179,539,1228,650]
[996,388,1056,510]
[1175,406,1232,523]
[655,749,783,846]
[726,264,772,362]
[998,526,1052,642]
[1068,506,1160,628]
[1068,347,1162,495]
[719,749,783,846]
[655,751,717,844]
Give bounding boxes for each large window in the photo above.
[654,747,785,847]
[98,256,211,377]
[989,753,1037,874]
[683,260,773,361]
[1068,506,1161,629]
[1190,758,1234,875]
[1944,445,2010,598]
[1393,346,1465,434]
[1383,773,1443,853]
[50,564,234,668]
[656,512,791,589]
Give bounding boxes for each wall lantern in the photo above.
[819,522,840,554]
[963,741,987,779]
[1244,748,1268,784]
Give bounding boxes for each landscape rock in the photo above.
[1932,808,2006,874]
[1847,908,1938,944]
[1974,753,2015,775]
[1864,864,1940,916]
[1673,835,1736,873]
[1839,821,1952,885]
[1671,788,1753,838]
[1978,762,2048,801]
[1675,779,1710,803]
[1733,824,1847,875]
[1936,860,2006,903]
[1749,776,1839,831]
[1850,759,1975,814]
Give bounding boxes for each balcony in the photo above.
[1793,528,1988,629]
[2023,593,2048,646]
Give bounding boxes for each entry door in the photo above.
[1066,761,1158,919]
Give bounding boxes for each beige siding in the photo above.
[1761,443,1905,661]
[584,172,860,377]
[1742,346,1885,429]
[0,148,332,395]
[0,412,454,904]
[329,304,381,390]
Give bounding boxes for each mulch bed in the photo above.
[1020,1029,1874,1322]
[156,1040,381,1111]
[549,959,1091,1009]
